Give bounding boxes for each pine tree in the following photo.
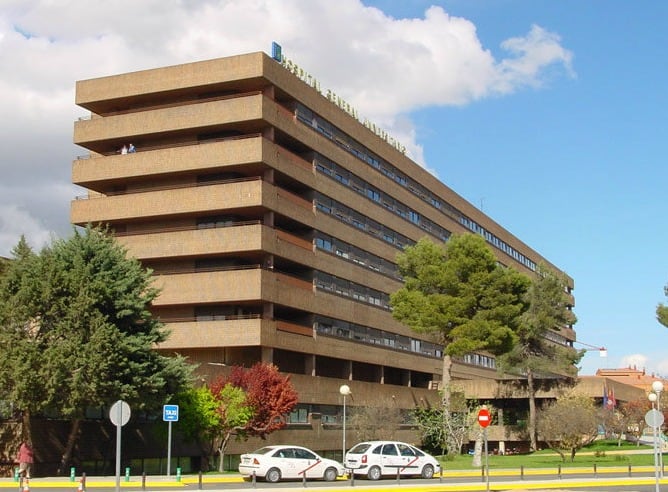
[0,227,192,473]
[497,263,582,451]
[390,233,529,454]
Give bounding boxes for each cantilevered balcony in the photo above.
[72,135,265,190]
[73,93,264,153]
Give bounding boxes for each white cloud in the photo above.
[655,359,668,379]
[0,0,574,252]
[620,354,648,373]
[496,24,575,93]
[617,353,668,379]
[0,204,54,257]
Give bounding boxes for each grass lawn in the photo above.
[441,440,660,470]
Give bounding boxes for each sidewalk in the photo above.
[1,472,666,492]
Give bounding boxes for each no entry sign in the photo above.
[478,408,491,428]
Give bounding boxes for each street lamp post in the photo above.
[339,384,351,461]
[652,381,664,477]
[649,392,660,492]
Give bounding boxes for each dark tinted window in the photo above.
[349,443,372,454]
[294,448,317,460]
[382,444,398,456]
[398,444,415,457]
[253,447,274,455]
[411,446,425,456]
[275,448,295,459]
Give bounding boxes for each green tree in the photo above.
[174,385,224,470]
[0,227,193,473]
[537,393,599,462]
[497,263,582,451]
[0,255,11,277]
[657,283,668,327]
[390,234,529,454]
[615,397,652,447]
[207,363,298,470]
[209,384,253,472]
[413,390,470,456]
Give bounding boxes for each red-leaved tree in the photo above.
[618,398,653,446]
[209,362,299,468]
[225,362,299,437]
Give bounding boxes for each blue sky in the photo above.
[363,0,668,375]
[0,1,665,376]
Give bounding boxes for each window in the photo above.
[294,448,316,460]
[275,448,295,459]
[367,189,380,202]
[398,444,415,457]
[316,202,331,214]
[382,444,398,456]
[315,237,333,252]
[316,163,333,176]
[335,173,349,185]
[289,407,309,423]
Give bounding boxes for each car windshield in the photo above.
[348,443,372,454]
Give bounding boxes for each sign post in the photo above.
[645,408,664,492]
[477,408,491,492]
[109,400,131,492]
[163,405,179,477]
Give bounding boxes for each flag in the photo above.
[608,387,616,409]
[602,385,608,408]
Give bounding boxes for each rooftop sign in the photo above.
[271,42,406,155]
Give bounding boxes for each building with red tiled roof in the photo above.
[596,366,668,394]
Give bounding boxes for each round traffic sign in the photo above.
[645,409,664,428]
[109,400,131,427]
[478,408,491,428]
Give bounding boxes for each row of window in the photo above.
[461,353,496,370]
[315,193,413,250]
[543,328,571,347]
[294,103,538,272]
[315,316,442,358]
[291,404,529,426]
[314,232,400,279]
[314,271,390,309]
[288,404,413,424]
[315,154,450,242]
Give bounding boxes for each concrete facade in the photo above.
[71,51,578,461]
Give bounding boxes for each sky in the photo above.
[0,0,666,377]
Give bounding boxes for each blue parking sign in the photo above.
[163,404,179,422]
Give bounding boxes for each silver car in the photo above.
[344,440,440,480]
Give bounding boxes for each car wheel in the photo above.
[367,466,381,481]
[324,467,338,481]
[421,464,435,479]
[265,468,281,483]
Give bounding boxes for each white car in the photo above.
[344,440,440,480]
[238,445,346,483]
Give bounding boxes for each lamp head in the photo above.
[649,392,658,403]
[339,384,351,396]
[652,380,664,393]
